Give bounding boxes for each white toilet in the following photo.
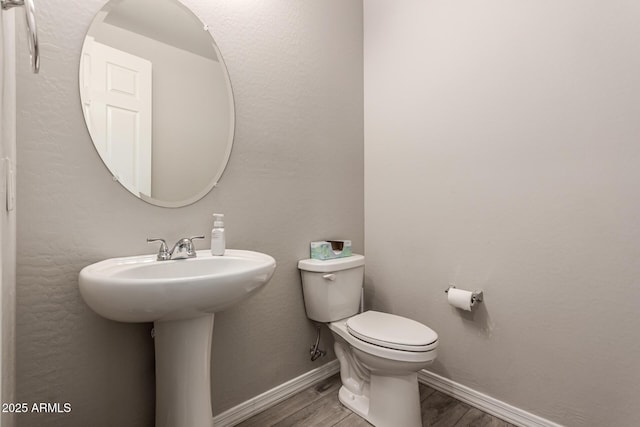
[298,254,438,427]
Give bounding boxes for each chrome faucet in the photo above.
[147,236,205,261]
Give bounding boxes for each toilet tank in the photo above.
[298,254,365,322]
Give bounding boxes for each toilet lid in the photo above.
[347,311,438,352]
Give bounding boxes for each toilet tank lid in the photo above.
[298,254,364,273]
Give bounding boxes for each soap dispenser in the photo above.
[210,213,225,256]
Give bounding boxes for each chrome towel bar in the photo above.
[2,0,39,73]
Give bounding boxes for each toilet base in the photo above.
[338,372,423,427]
[338,384,370,420]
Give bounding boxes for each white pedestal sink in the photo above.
[79,249,276,427]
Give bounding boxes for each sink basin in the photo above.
[79,249,276,322]
[78,249,276,427]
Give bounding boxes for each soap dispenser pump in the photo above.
[211,213,225,256]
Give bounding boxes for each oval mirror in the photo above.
[79,0,235,208]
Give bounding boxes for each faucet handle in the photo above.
[147,238,170,261]
[186,236,205,256]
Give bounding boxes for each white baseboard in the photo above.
[213,360,340,427]
[418,370,564,427]
[213,361,563,427]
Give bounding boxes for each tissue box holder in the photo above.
[310,240,352,260]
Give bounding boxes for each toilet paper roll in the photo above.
[447,288,475,311]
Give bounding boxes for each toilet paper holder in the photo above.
[444,286,483,304]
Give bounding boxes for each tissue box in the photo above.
[310,240,352,260]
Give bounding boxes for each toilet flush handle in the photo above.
[322,273,336,281]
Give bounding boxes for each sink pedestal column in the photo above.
[154,314,215,427]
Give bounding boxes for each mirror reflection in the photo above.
[79,0,235,207]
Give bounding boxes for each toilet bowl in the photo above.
[298,255,438,427]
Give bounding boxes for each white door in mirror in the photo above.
[81,36,152,197]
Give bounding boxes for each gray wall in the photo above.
[364,1,640,426]
[15,1,363,425]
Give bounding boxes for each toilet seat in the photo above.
[329,319,437,364]
[347,311,438,352]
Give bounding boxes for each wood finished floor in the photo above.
[238,374,517,427]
